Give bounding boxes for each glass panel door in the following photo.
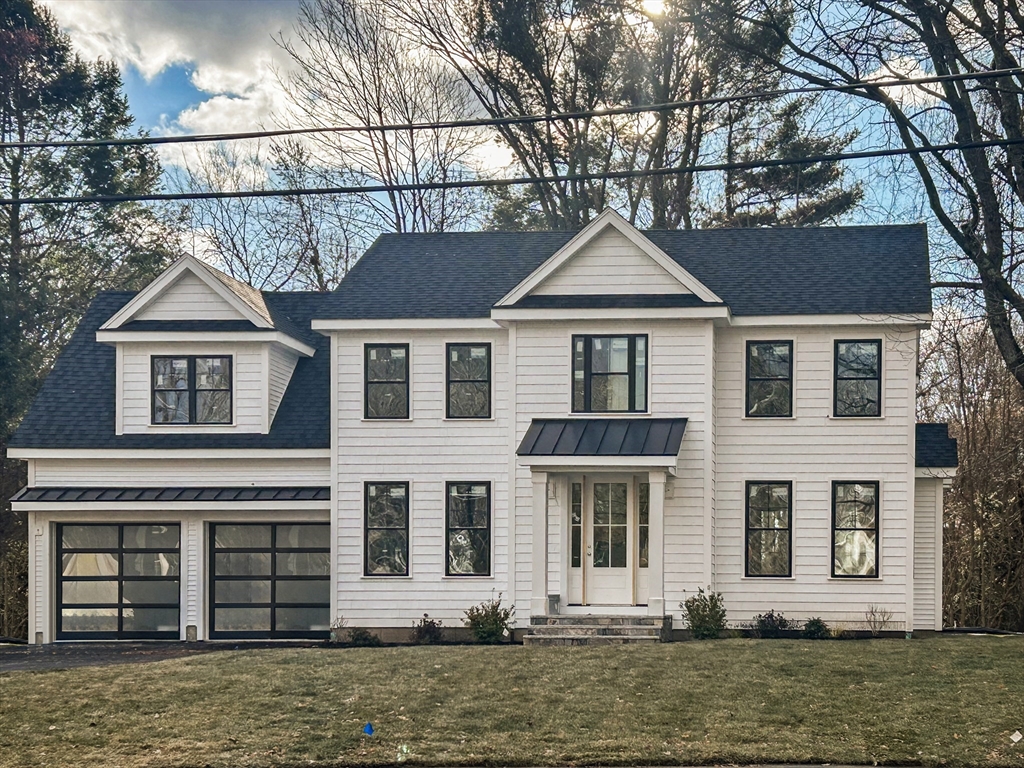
[584,479,634,605]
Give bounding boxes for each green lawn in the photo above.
[2,635,1023,768]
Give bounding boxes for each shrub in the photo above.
[680,587,728,639]
[830,622,852,640]
[464,593,515,644]
[328,616,348,644]
[750,610,792,638]
[410,613,445,644]
[865,604,893,637]
[348,627,384,647]
[802,617,831,640]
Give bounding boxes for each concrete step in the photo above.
[530,615,664,627]
[523,634,661,646]
[527,624,661,637]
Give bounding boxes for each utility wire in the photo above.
[2,135,1022,206]
[0,67,1021,151]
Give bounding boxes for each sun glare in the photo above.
[641,0,665,15]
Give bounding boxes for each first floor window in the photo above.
[570,482,582,568]
[835,340,881,417]
[447,344,491,418]
[832,482,879,577]
[446,482,490,575]
[365,344,409,419]
[152,356,231,424]
[57,523,180,639]
[638,482,650,568]
[746,341,793,417]
[572,335,647,412]
[210,523,330,638]
[745,482,792,577]
[365,482,409,575]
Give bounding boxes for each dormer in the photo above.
[96,256,316,435]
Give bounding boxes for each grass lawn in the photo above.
[2,635,1023,768]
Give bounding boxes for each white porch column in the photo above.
[530,471,549,618]
[647,471,667,617]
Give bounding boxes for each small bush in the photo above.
[464,593,515,644]
[750,610,792,638]
[347,627,384,647]
[410,613,445,644]
[680,587,728,639]
[328,616,348,644]
[865,604,893,637]
[830,622,852,640]
[802,617,830,640]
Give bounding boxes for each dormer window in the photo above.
[152,356,232,424]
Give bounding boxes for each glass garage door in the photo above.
[209,523,330,639]
[57,524,180,640]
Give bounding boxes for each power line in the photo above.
[1,67,1021,151]
[2,135,1021,206]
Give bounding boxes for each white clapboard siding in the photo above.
[913,478,941,630]
[268,345,300,425]
[335,330,514,626]
[120,342,264,433]
[713,326,918,629]
[533,226,689,295]
[135,271,248,321]
[32,457,330,486]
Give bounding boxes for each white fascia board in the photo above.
[916,467,957,479]
[517,455,679,474]
[310,318,502,332]
[495,208,723,306]
[727,313,933,328]
[6,448,331,460]
[95,330,315,356]
[100,255,273,331]
[491,306,729,322]
[13,501,330,513]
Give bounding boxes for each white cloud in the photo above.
[867,58,939,108]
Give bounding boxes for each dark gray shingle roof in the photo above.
[916,423,958,468]
[12,486,330,502]
[9,291,330,450]
[319,224,931,319]
[517,418,688,457]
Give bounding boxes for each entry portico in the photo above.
[518,418,686,619]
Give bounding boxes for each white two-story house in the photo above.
[9,210,957,643]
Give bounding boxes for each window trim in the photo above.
[745,340,793,418]
[831,480,880,579]
[445,342,492,419]
[444,481,492,577]
[743,481,793,578]
[363,481,410,577]
[56,523,181,640]
[571,334,649,414]
[208,522,331,640]
[151,355,233,425]
[364,343,410,420]
[833,339,882,418]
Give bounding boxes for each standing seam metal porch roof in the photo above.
[517,419,688,457]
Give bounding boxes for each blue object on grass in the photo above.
[364,722,374,736]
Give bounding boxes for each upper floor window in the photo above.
[152,356,231,424]
[365,344,409,419]
[746,341,792,417]
[834,340,881,417]
[447,344,490,419]
[572,335,647,413]
[832,481,879,577]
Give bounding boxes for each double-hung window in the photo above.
[832,481,879,577]
[447,344,490,418]
[834,340,881,417]
[745,482,792,577]
[152,356,231,424]
[365,344,409,419]
[446,482,490,576]
[364,482,409,576]
[746,341,792,417]
[572,335,647,413]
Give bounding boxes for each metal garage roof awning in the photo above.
[11,486,330,503]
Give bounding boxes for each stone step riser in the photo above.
[528,625,661,637]
[522,635,661,646]
[530,616,664,627]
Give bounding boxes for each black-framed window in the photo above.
[834,340,881,417]
[209,523,330,639]
[446,482,491,576]
[572,335,647,413]
[365,344,409,419]
[832,481,879,578]
[365,482,409,576]
[447,343,491,419]
[57,523,180,640]
[152,356,232,424]
[746,341,793,417]
[745,482,792,577]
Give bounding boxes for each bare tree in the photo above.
[706,0,1024,391]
